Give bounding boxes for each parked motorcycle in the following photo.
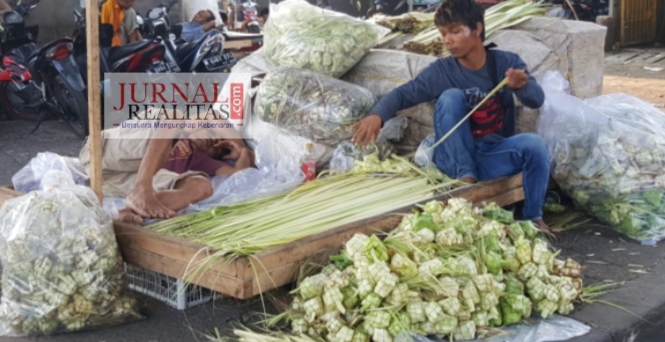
[140,0,178,39]
[169,28,234,73]
[234,0,260,34]
[140,2,238,73]
[0,0,38,56]
[71,8,180,132]
[0,0,88,138]
[73,8,180,76]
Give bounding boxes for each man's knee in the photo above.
[519,133,550,160]
[178,176,213,200]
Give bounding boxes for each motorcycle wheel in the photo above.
[247,25,260,34]
[0,83,43,122]
[54,75,89,139]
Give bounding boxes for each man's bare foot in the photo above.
[533,219,556,238]
[460,176,478,184]
[118,209,144,225]
[126,186,175,219]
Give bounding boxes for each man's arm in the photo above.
[203,21,217,32]
[0,0,12,16]
[352,61,449,146]
[504,53,545,109]
[129,29,142,43]
[371,61,448,125]
[214,147,253,176]
[125,8,142,43]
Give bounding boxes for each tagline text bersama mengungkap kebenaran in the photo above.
[120,122,236,129]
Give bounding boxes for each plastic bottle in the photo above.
[301,142,317,182]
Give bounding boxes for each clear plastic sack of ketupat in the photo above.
[538,71,665,245]
[0,170,144,336]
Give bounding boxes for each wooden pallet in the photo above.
[0,175,525,300]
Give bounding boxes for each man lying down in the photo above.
[79,109,255,224]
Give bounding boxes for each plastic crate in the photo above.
[123,263,217,310]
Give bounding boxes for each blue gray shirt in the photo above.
[180,22,206,42]
[371,48,545,142]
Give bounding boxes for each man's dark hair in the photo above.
[434,0,486,41]
[205,9,216,22]
[259,8,269,17]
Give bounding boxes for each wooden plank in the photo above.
[120,248,247,298]
[113,222,245,279]
[85,0,103,203]
[224,40,254,49]
[245,249,339,299]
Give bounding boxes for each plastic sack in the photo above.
[254,67,377,146]
[263,0,391,78]
[185,138,305,212]
[329,116,409,172]
[243,110,336,168]
[537,71,665,245]
[414,133,436,167]
[12,152,89,193]
[0,170,143,336]
[395,315,590,342]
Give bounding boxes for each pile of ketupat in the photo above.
[266,198,583,342]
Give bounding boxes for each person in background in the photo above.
[351,0,554,235]
[78,109,256,224]
[181,9,217,42]
[259,7,269,23]
[101,0,142,47]
[0,0,11,17]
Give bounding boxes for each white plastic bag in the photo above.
[414,133,436,168]
[243,108,336,168]
[12,152,89,193]
[263,0,391,78]
[537,71,665,244]
[185,137,305,212]
[254,67,377,147]
[0,170,142,336]
[329,116,409,172]
[396,315,590,342]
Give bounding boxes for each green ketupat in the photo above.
[278,199,584,341]
[0,176,142,337]
[263,0,390,78]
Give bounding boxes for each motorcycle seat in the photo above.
[108,39,153,63]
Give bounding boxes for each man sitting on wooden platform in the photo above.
[79,110,255,224]
[350,0,554,235]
